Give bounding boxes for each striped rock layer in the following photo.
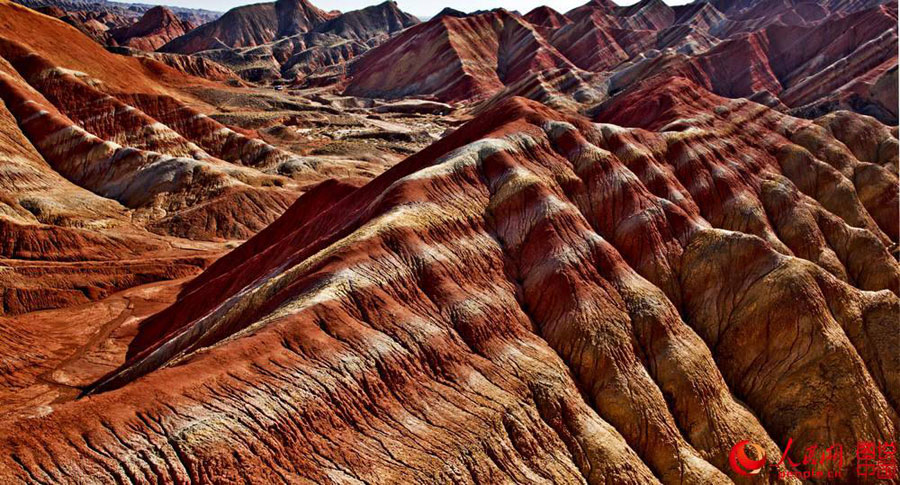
[345,0,898,124]
[1,80,896,483]
[107,6,196,52]
[170,1,420,84]
[0,0,383,315]
[158,0,333,54]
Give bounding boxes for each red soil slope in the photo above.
[32,5,133,45]
[0,68,214,314]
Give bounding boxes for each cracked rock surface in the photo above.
[2,87,895,483]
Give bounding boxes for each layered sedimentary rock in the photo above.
[108,6,196,52]
[0,74,895,482]
[546,11,631,71]
[611,0,675,30]
[33,5,131,45]
[160,0,332,54]
[0,0,897,483]
[523,5,572,31]
[0,39,295,233]
[0,0,393,315]
[21,0,218,48]
[311,0,418,39]
[161,0,417,84]
[0,5,235,312]
[159,3,281,53]
[0,0,383,227]
[275,0,332,37]
[0,61,215,314]
[178,1,419,84]
[281,37,369,81]
[341,0,897,124]
[15,0,219,25]
[710,0,888,23]
[108,47,243,82]
[345,9,576,102]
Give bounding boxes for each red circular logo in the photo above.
[730,440,767,476]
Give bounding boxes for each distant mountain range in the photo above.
[15,0,221,23]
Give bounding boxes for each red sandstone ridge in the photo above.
[17,0,219,25]
[510,0,897,124]
[159,3,281,53]
[33,4,132,45]
[0,1,252,313]
[311,0,418,39]
[524,5,572,31]
[181,1,420,84]
[111,47,244,82]
[0,84,891,483]
[22,0,219,47]
[0,0,385,315]
[0,1,367,220]
[344,9,576,102]
[161,0,332,54]
[336,0,898,123]
[711,0,888,23]
[275,0,333,37]
[108,6,195,52]
[145,0,899,126]
[0,0,897,483]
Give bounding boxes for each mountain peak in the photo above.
[275,0,332,37]
[435,7,468,18]
[524,5,572,29]
[591,0,619,10]
[313,0,419,38]
[109,4,194,50]
[143,5,178,20]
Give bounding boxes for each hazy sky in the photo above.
[119,0,693,20]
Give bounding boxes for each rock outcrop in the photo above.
[0,79,894,482]
[345,9,576,102]
[160,0,333,54]
[275,0,332,37]
[168,1,419,84]
[0,0,897,483]
[20,0,218,47]
[159,3,281,53]
[312,0,418,39]
[108,46,243,82]
[342,0,898,124]
[524,5,572,30]
[108,6,196,52]
[33,5,132,44]
[16,0,219,25]
[0,0,387,314]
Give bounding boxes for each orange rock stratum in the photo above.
[0,0,897,483]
